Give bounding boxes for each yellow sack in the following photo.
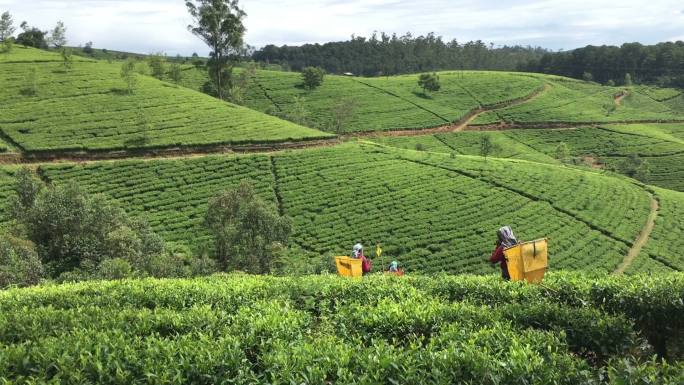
[503,238,548,283]
[334,256,363,277]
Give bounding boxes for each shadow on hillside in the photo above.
[123,136,150,148]
[109,88,131,96]
[412,91,433,99]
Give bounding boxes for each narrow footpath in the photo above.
[613,195,659,275]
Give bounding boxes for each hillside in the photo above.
[367,124,684,192]
[1,273,682,383]
[30,142,679,274]
[175,66,684,131]
[0,47,331,153]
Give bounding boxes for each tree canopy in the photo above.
[0,11,15,41]
[520,41,684,88]
[253,32,548,76]
[205,180,292,274]
[186,0,246,100]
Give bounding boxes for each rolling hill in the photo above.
[30,142,680,275]
[174,65,684,132]
[0,47,331,153]
[0,47,683,276]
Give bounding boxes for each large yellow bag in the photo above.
[334,256,363,277]
[503,239,548,283]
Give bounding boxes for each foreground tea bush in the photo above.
[0,272,682,384]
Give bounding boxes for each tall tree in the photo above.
[49,21,67,48]
[479,134,500,161]
[0,11,15,41]
[186,0,246,101]
[120,59,137,94]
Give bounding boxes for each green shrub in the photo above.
[0,235,43,288]
[95,258,134,280]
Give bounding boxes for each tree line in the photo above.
[518,42,684,88]
[252,32,549,76]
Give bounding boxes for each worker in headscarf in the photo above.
[489,226,519,280]
[352,243,372,275]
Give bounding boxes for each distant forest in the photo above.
[519,42,684,88]
[251,32,549,76]
[251,34,684,88]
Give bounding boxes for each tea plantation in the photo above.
[174,66,547,132]
[368,123,684,192]
[473,78,684,125]
[35,142,676,274]
[0,273,682,384]
[0,47,331,152]
[176,64,683,132]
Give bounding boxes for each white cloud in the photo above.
[1,0,683,55]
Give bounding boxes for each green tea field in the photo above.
[33,142,681,276]
[175,65,684,133]
[1,273,682,383]
[1,4,684,383]
[0,47,331,153]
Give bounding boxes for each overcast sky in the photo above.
[1,0,683,56]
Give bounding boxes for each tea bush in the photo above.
[0,272,682,384]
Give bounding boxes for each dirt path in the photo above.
[452,83,551,132]
[613,195,659,275]
[452,109,485,132]
[614,90,629,107]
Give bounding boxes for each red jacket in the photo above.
[490,245,510,279]
[360,254,372,273]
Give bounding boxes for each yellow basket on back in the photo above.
[334,256,363,277]
[503,238,548,284]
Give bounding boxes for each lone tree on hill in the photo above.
[555,142,570,163]
[147,53,166,80]
[331,98,357,134]
[0,11,16,41]
[624,73,633,86]
[60,47,73,71]
[205,180,292,274]
[48,21,67,48]
[418,72,441,94]
[186,0,246,101]
[120,58,137,94]
[169,62,183,85]
[301,66,325,90]
[479,134,499,161]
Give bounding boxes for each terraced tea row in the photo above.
[176,67,547,132]
[371,123,684,192]
[0,48,331,153]
[41,156,277,245]
[275,145,635,273]
[632,187,684,273]
[473,79,684,125]
[1,273,682,383]
[27,143,661,274]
